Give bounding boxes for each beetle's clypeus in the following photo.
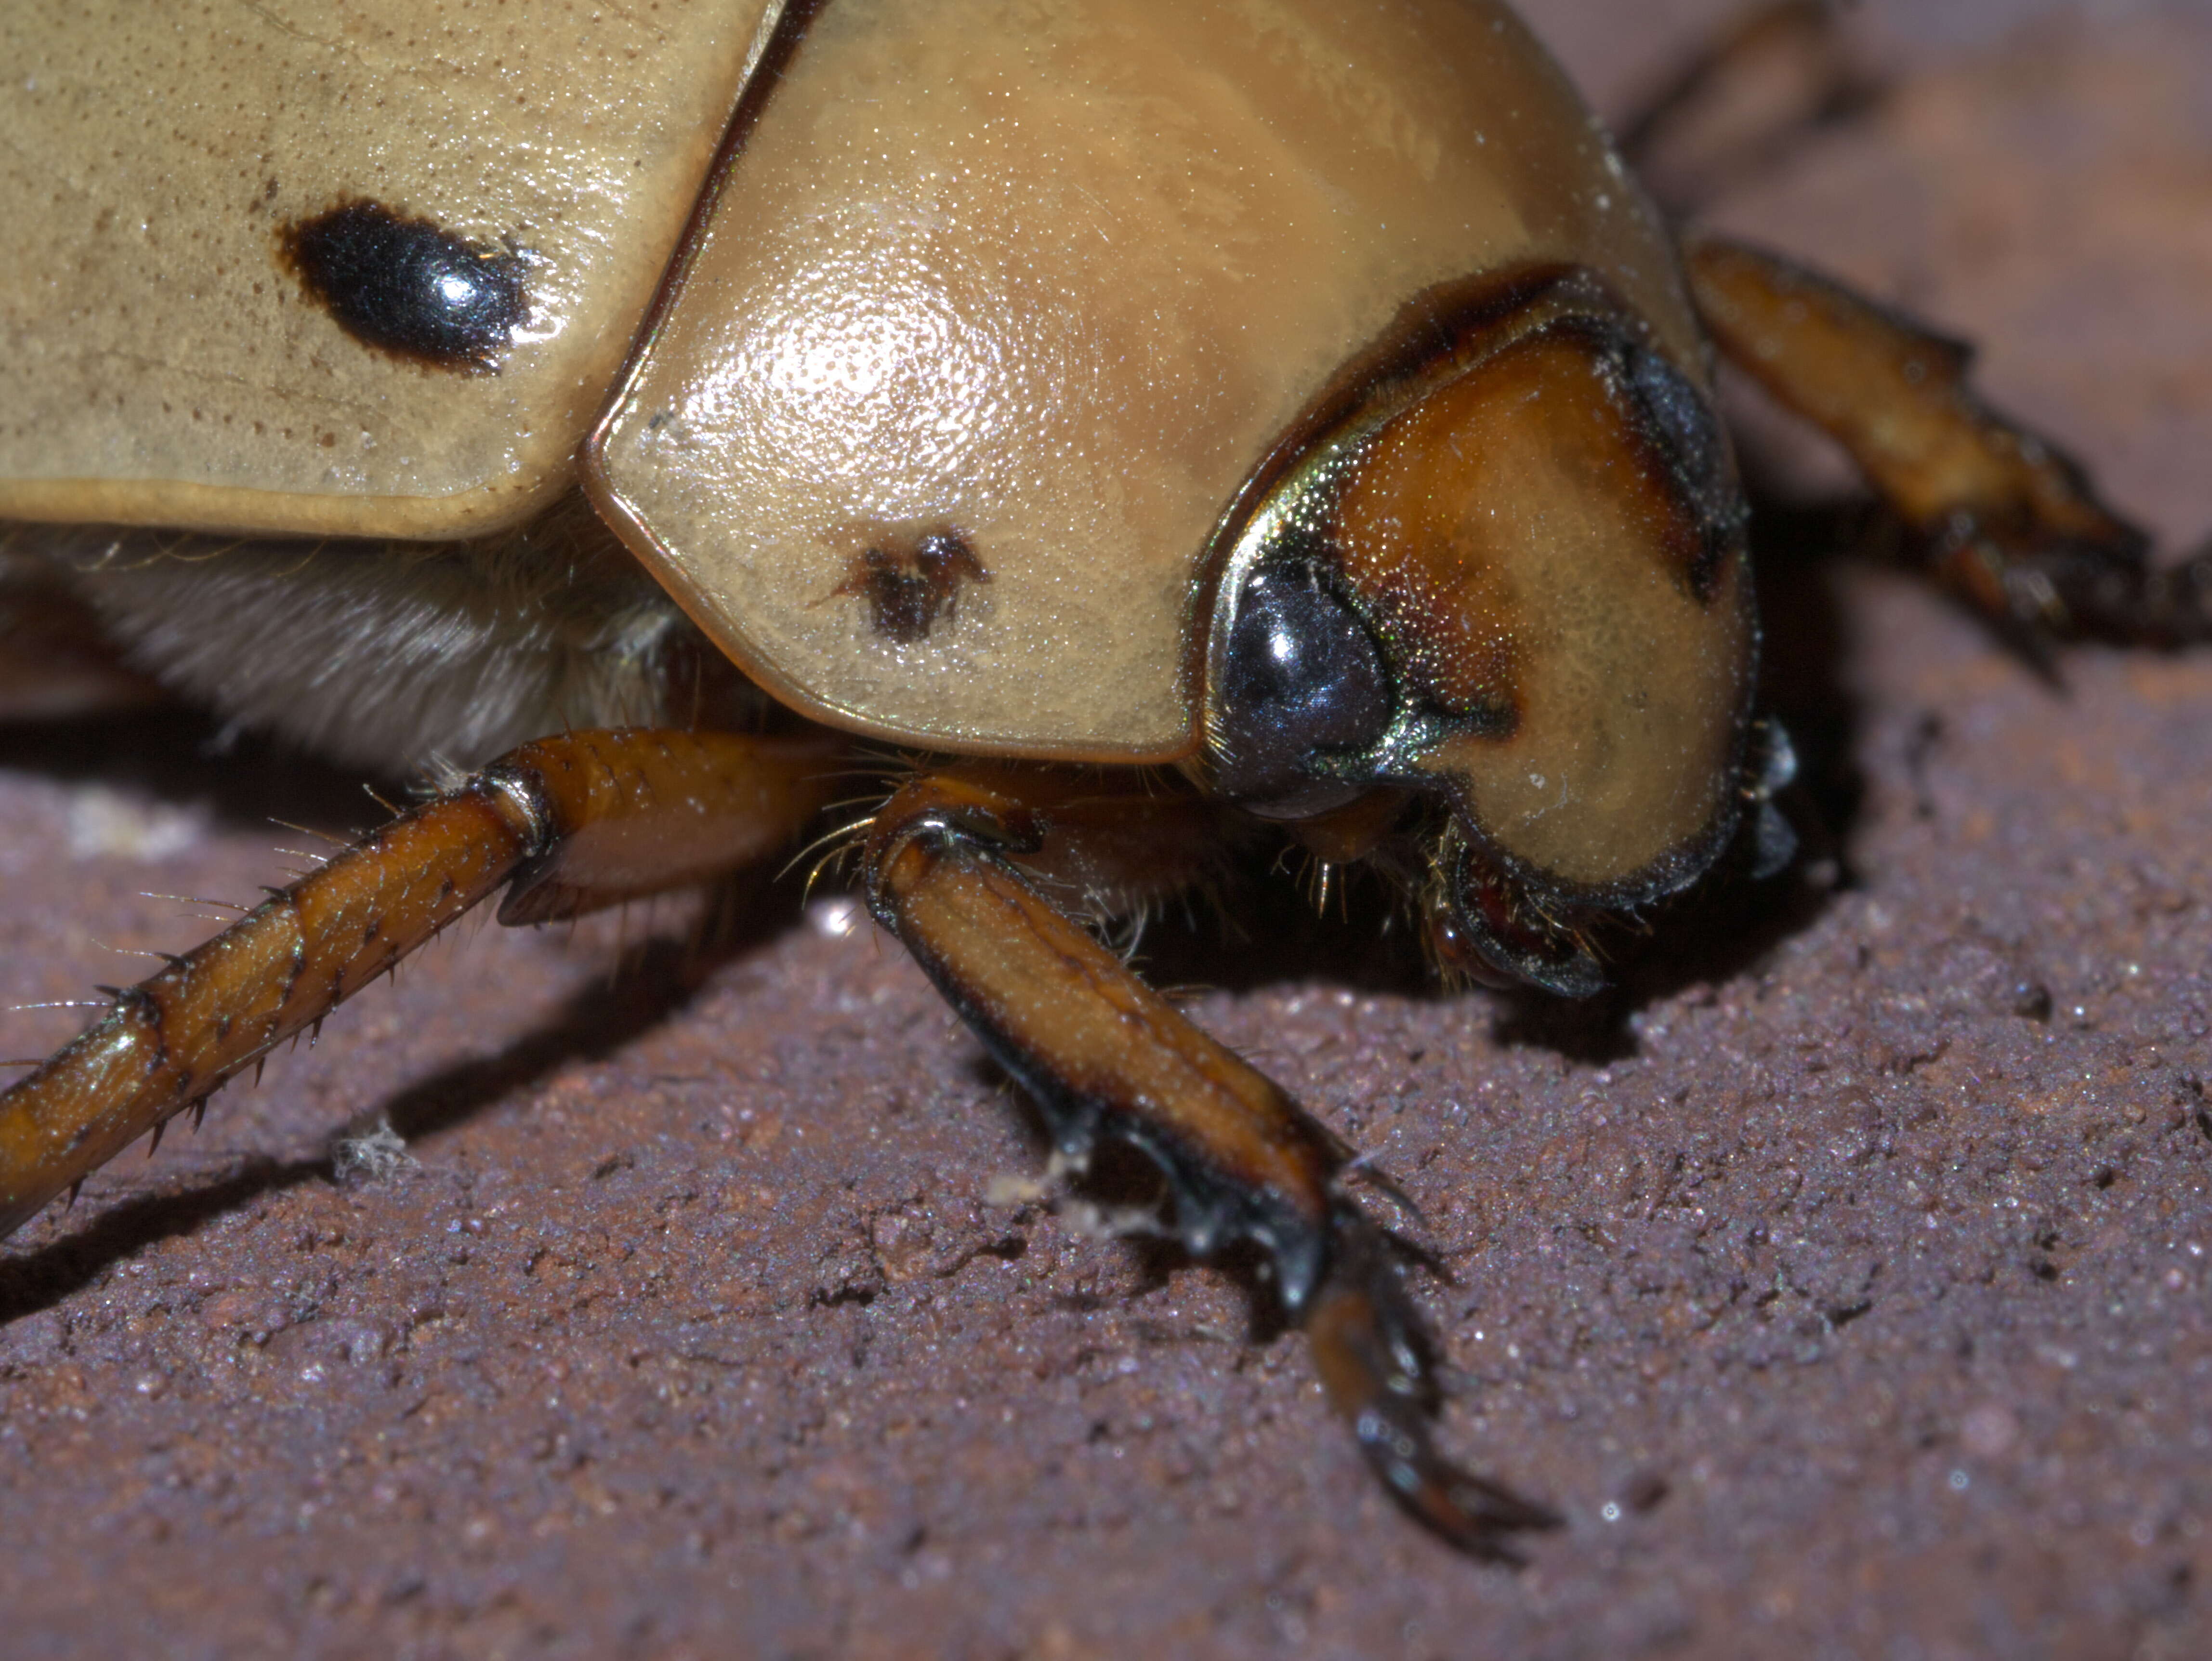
[0,0,2204,1557]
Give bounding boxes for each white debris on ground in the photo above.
[330,1113,418,1186]
[64,783,207,862]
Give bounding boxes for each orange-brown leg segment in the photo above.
[1684,231,2212,647]
[0,727,838,1238]
[863,765,1562,1557]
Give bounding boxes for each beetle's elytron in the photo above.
[0,0,2204,1556]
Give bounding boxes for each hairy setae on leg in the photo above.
[0,728,836,1236]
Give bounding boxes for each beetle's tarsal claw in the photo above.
[1304,1212,1560,1560]
[1926,493,2212,654]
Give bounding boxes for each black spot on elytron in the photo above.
[835,530,988,644]
[277,200,527,372]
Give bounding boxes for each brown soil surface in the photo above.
[1,4,2207,1656]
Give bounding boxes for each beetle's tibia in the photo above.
[864,797,1343,1307]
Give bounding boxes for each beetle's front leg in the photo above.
[1684,231,2212,647]
[862,765,1562,1558]
[0,727,838,1237]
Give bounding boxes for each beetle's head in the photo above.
[1204,269,1758,997]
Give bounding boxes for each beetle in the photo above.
[0,0,2204,1560]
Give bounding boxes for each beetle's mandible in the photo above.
[0,0,2206,1562]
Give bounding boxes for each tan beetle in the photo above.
[0,0,2203,1556]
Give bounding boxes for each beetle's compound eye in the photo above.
[1212,563,1393,817]
[278,200,527,373]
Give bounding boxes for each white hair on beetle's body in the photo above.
[23,493,769,776]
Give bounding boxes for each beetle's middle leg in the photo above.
[863,764,1562,1558]
[1684,230,2212,649]
[0,726,840,1239]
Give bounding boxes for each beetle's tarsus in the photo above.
[1963,532,2212,651]
[1306,1211,1561,1560]
[1686,232,2212,657]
